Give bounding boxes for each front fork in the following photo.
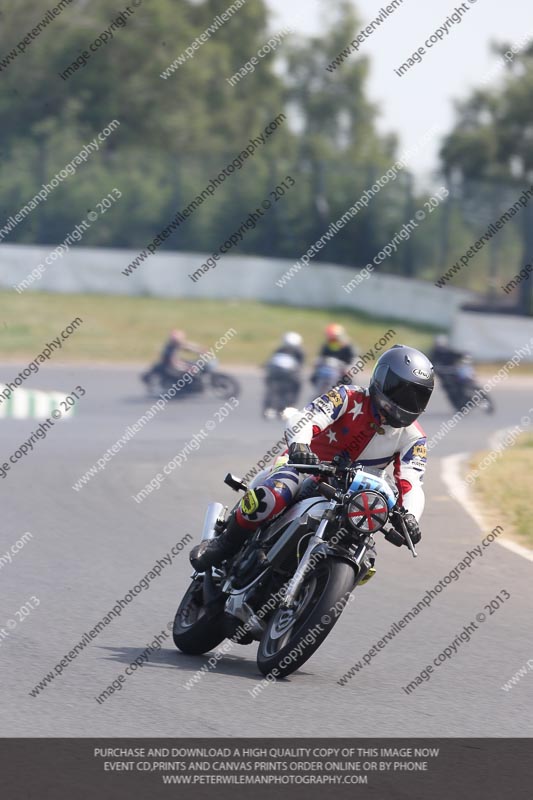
[281,501,371,609]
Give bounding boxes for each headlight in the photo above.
[346,490,389,533]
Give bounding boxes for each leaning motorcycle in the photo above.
[173,459,417,678]
[144,357,241,401]
[436,356,493,414]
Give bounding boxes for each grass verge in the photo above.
[469,432,533,548]
[0,290,439,365]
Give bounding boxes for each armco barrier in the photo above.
[0,243,475,328]
[451,310,533,362]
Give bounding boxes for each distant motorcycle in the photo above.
[173,459,417,679]
[143,358,240,401]
[310,357,347,397]
[436,356,493,414]
[262,352,302,419]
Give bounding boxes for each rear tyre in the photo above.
[141,373,160,397]
[173,578,226,655]
[476,388,494,414]
[257,559,356,679]
[264,378,286,415]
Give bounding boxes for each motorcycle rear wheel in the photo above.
[211,373,241,399]
[475,387,494,414]
[257,559,356,679]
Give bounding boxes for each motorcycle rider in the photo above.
[320,323,357,364]
[273,331,305,366]
[430,335,491,412]
[142,329,204,384]
[191,345,434,571]
[263,332,305,417]
[311,323,357,386]
[429,335,464,369]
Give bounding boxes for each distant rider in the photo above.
[142,329,204,384]
[429,335,464,370]
[263,332,305,416]
[272,331,305,367]
[191,345,434,571]
[320,324,357,365]
[312,323,357,386]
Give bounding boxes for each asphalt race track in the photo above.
[1,365,532,737]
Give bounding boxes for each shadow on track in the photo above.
[97,643,311,681]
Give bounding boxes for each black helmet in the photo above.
[369,345,434,428]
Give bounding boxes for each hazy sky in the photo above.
[266,0,531,179]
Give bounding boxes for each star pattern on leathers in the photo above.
[349,401,363,420]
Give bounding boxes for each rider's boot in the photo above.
[189,514,250,571]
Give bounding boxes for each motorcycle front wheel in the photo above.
[173,578,226,655]
[257,559,356,679]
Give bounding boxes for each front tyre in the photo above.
[173,578,226,655]
[257,559,356,679]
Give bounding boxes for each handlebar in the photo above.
[286,463,339,500]
[287,461,418,557]
[285,461,338,476]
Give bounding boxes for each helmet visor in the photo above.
[378,367,432,413]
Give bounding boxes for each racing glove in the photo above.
[288,443,320,466]
[386,512,421,547]
[402,513,422,545]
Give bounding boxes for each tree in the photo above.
[440,40,533,313]
[0,0,422,275]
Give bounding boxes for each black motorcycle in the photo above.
[436,357,493,414]
[173,460,417,679]
[142,357,240,401]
